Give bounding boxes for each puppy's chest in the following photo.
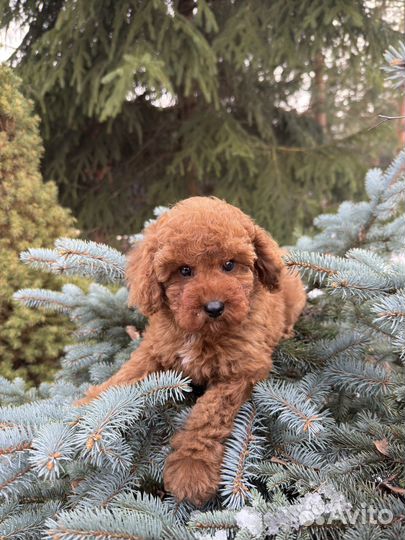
[175,335,221,384]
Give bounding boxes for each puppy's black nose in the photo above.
[204,301,224,318]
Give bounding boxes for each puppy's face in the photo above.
[156,238,255,333]
[126,197,283,334]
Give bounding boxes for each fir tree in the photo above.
[2,139,405,537]
[0,65,76,385]
[0,0,401,243]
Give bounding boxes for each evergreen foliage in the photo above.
[384,41,405,87]
[0,1,400,243]
[1,142,405,538]
[0,65,76,385]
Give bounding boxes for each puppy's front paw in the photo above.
[163,450,221,506]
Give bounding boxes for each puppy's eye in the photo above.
[179,266,192,277]
[223,260,235,272]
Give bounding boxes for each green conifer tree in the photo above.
[0,65,76,384]
[0,0,400,243]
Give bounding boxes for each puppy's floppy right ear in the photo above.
[126,230,163,316]
[253,225,284,292]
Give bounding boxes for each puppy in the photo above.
[75,196,306,505]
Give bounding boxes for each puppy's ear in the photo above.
[126,230,163,316]
[253,225,284,291]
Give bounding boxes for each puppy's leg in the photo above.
[163,379,253,506]
[74,344,160,406]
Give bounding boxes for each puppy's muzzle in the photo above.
[204,301,224,318]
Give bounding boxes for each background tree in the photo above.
[0,65,76,384]
[0,0,402,243]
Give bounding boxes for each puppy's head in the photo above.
[126,197,283,333]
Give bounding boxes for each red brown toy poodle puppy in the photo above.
[75,196,306,506]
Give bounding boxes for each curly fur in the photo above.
[75,196,306,506]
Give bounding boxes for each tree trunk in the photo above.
[312,52,328,135]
